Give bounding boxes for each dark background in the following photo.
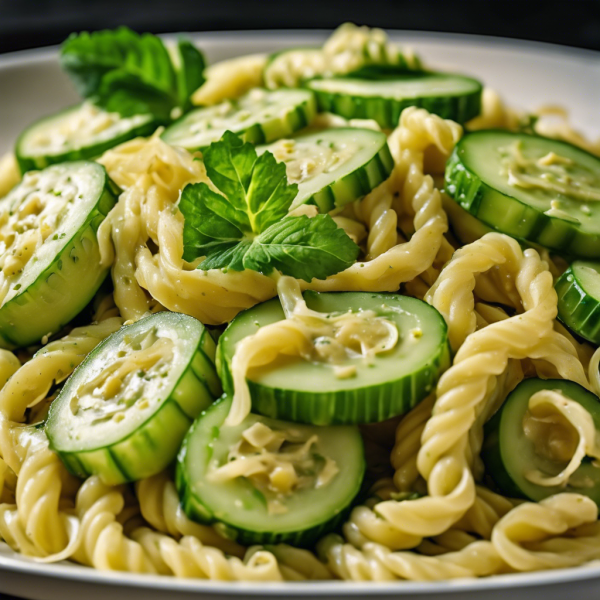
[0,0,599,54]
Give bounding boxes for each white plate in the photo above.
[0,29,600,600]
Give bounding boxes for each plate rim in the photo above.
[0,28,598,69]
[1,541,600,595]
[1,27,600,596]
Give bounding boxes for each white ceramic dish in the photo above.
[0,29,599,600]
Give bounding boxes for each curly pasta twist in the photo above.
[308,108,458,293]
[332,234,588,555]
[467,88,521,131]
[265,23,421,89]
[99,135,277,325]
[191,54,267,106]
[319,535,504,581]
[0,315,121,560]
[135,471,243,555]
[320,494,600,581]
[71,475,326,580]
[492,494,600,571]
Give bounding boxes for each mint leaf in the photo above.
[175,38,206,112]
[180,131,359,281]
[60,27,205,119]
[179,182,244,262]
[203,131,297,234]
[245,215,360,281]
[198,240,253,272]
[199,215,359,282]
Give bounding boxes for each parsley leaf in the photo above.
[244,214,359,281]
[203,131,297,234]
[60,27,205,120]
[179,132,359,281]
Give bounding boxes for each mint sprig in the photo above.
[61,27,205,120]
[179,132,359,282]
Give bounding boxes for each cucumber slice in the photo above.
[16,102,160,173]
[256,128,393,212]
[306,72,482,129]
[46,312,221,485]
[176,395,365,546]
[482,378,600,505]
[445,131,600,258]
[555,260,600,344]
[0,161,117,348]
[217,292,450,425]
[442,191,493,245]
[161,88,316,151]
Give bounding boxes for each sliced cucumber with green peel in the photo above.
[556,261,600,343]
[482,378,600,505]
[0,161,117,348]
[217,292,450,425]
[442,192,493,245]
[176,395,365,546]
[16,102,160,173]
[257,128,393,212]
[161,88,316,151]
[306,72,482,129]
[46,312,221,485]
[445,131,600,258]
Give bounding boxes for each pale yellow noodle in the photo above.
[0,153,20,198]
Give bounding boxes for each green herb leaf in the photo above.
[180,131,359,281]
[244,214,359,281]
[199,214,359,281]
[179,183,245,262]
[174,38,206,112]
[203,131,298,234]
[60,27,205,120]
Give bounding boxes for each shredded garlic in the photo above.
[207,420,339,515]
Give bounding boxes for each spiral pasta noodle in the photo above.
[264,23,421,89]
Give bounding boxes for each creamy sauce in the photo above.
[0,170,79,304]
[70,328,174,426]
[501,141,600,203]
[270,138,360,184]
[207,420,338,515]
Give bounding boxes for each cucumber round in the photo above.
[445,131,600,258]
[176,394,365,546]
[46,312,221,485]
[306,72,482,129]
[556,260,600,344]
[257,128,393,212]
[16,102,160,174]
[482,378,600,505]
[161,88,316,151]
[442,191,493,245]
[0,161,117,348]
[217,291,450,425]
